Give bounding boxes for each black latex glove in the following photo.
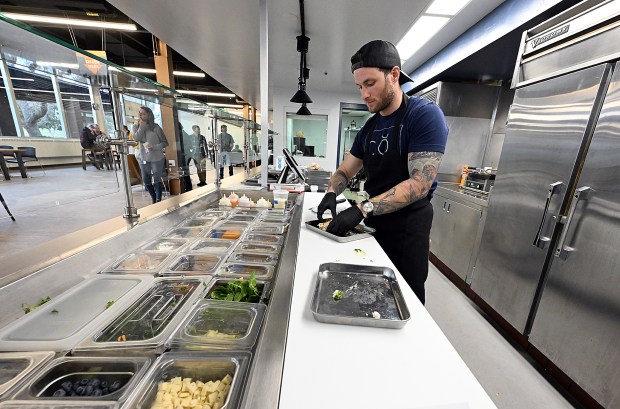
[326,205,364,236]
[317,192,337,221]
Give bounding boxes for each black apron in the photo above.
[362,94,433,304]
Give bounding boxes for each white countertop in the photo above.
[279,192,496,409]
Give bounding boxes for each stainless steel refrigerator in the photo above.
[470,0,620,406]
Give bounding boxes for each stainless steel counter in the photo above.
[435,183,489,208]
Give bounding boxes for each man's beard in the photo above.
[369,80,395,113]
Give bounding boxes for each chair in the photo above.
[0,192,16,221]
[7,146,46,176]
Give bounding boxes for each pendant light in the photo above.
[296,103,312,115]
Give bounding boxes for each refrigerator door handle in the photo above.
[554,186,593,260]
[533,181,564,249]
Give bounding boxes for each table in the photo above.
[0,149,27,180]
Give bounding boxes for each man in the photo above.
[183,125,208,188]
[217,124,235,179]
[317,40,448,304]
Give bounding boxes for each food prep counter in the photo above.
[0,190,495,408]
[256,192,496,409]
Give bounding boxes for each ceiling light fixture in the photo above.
[290,0,312,111]
[296,103,312,115]
[173,70,206,78]
[110,66,205,78]
[396,15,450,61]
[2,12,138,31]
[180,90,235,97]
[425,0,471,16]
[35,61,79,69]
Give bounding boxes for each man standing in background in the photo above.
[183,125,208,188]
[217,124,234,179]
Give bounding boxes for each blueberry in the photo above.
[76,386,85,396]
[69,391,77,397]
[93,388,103,396]
[85,385,94,396]
[100,380,108,388]
[52,389,66,397]
[109,380,121,392]
[90,378,101,388]
[61,381,72,392]
[80,378,89,386]
[101,388,109,395]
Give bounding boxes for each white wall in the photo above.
[272,87,361,172]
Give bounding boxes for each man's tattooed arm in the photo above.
[369,151,443,216]
[328,169,349,196]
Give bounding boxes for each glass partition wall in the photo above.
[0,14,261,256]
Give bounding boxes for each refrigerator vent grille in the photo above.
[419,88,438,103]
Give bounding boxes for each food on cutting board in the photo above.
[150,374,233,409]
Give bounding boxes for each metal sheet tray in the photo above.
[310,263,410,329]
[305,220,375,242]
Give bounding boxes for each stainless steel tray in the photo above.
[0,352,55,400]
[305,220,376,242]
[310,263,410,329]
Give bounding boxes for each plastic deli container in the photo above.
[0,275,152,352]
[0,352,55,400]
[225,252,278,266]
[248,224,287,235]
[216,263,275,281]
[122,352,250,409]
[161,254,222,277]
[11,356,150,405]
[75,278,208,354]
[105,252,172,275]
[162,227,206,239]
[205,279,269,304]
[242,233,284,246]
[184,238,235,255]
[140,238,189,252]
[232,242,280,255]
[167,300,265,350]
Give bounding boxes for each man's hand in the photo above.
[326,205,364,236]
[317,192,337,221]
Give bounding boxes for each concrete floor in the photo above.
[0,165,581,409]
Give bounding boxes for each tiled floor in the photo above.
[0,165,581,409]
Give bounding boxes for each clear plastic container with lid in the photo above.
[139,238,189,252]
[167,300,265,350]
[121,351,250,409]
[161,254,222,276]
[162,226,206,239]
[184,238,235,255]
[105,252,172,275]
[225,251,278,265]
[216,263,275,281]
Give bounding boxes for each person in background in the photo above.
[232,144,242,153]
[80,124,106,169]
[217,124,235,179]
[122,124,132,140]
[183,125,208,188]
[317,40,448,304]
[133,106,169,203]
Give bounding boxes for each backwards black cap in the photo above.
[351,40,413,85]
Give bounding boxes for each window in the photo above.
[285,113,328,158]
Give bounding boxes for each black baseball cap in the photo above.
[351,40,413,85]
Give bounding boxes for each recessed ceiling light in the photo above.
[35,61,80,69]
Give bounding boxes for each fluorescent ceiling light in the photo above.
[425,0,471,16]
[173,71,205,78]
[123,67,157,74]
[396,15,450,61]
[209,103,244,109]
[180,90,236,97]
[36,61,79,69]
[111,66,205,77]
[2,12,138,31]
[126,87,158,93]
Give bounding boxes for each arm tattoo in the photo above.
[371,151,443,216]
[329,169,349,196]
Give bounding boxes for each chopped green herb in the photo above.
[51,309,59,314]
[210,273,260,303]
[106,300,115,309]
[332,290,344,301]
[22,296,51,314]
